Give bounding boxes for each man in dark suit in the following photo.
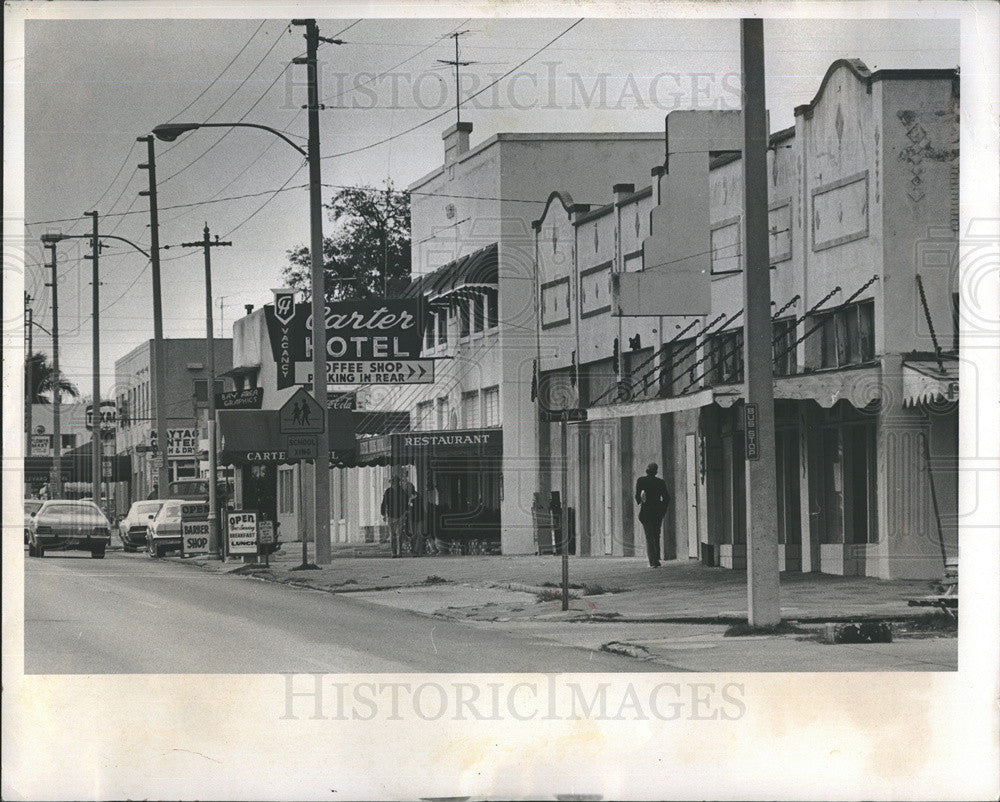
[635,462,670,568]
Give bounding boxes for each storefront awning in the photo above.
[355,427,503,467]
[902,358,959,407]
[218,408,409,467]
[586,388,714,420]
[733,364,883,409]
[404,243,498,303]
[23,447,132,485]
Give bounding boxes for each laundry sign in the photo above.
[167,427,200,457]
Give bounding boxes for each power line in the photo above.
[165,20,268,124]
[222,161,307,239]
[322,18,471,105]
[319,19,586,162]
[159,24,292,184]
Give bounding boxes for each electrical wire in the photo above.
[165,20,267,124]
[222,160,308,239]
[319,19,586,162]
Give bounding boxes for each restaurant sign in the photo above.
[265,297,425,389]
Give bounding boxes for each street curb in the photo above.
[161,556,947,627]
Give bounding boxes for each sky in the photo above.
[15,8,959,397]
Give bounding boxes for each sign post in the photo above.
[279,388,323,571]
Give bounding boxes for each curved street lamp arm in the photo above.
[98,234,150,259]
[175,122,309,159]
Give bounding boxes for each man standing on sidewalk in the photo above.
[381,475,410,558]
[635,462,669,568]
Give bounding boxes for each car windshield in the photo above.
[25,500,42,515]
[41,502,104,519]
[156,503,183,522]
[133,502,163,517]
[171,481,207,495]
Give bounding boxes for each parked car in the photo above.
[167,479,209,500]
[146,499,186,557]
[24,499,43,544]
[118,500,164,552]
[27,499,112,558]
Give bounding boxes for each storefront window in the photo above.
[278,468,294,515]
[170,459,199,481]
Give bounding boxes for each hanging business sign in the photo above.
[227,510,259,555]
[30,434,53,456]
[327,392,357,410]
[296,359,435,386]
[215,387,264,410]
[265,297,425,389]
[167,427,200,457]
[85,400,118,438]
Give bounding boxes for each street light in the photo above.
[41,227,151,507]
[152,19,336,566]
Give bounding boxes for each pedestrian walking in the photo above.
[635,462,669,568]
[408,491,427,556]
[380,475,410,557]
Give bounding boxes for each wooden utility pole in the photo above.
[181,224,231,559]
[85,211,102,506]
[740,18,781,626]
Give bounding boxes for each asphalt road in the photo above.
[24,550,656,674]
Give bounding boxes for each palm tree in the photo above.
[25,352,79,404]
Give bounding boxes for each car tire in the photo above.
[155,545,166,558]
[35,541,45,558]
[28,540,36,557]
[147,537,157,557]
[91,545,106,559]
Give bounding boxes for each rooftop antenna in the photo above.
[437,30,476,126]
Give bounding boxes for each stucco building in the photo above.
[533,59,959,579]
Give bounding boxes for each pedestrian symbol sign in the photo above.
[279,387,325,434]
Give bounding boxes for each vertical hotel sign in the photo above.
[268,288,298,389]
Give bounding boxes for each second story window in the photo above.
[805,299,875,370]
[416,401,433,431]
[708,329,744,385]
[485,288,498,330]
[482,386,500,427]
[436,309,448,347]
[660,337,698,396]
[194,379,225,404]
[459,299,471,338]
[462,390,480,428]
[772,318,798,376]
[473,294,485,333]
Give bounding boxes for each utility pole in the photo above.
[740,18,781,627]
[85,211,102,506]
[181,224,231,559]
[138,135,170,499]
[40,236,62,497]
[25,294,33,446]
[292,18,332,565]
[438,31,474,126]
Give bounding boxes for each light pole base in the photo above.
[291,562,321,571]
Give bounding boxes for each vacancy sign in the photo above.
[295,359,436,386]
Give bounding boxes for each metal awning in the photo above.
[218,408,409,467]
[710,365,883,409]
[405,243,498,303]
[902,358,959,407]
[586,388,714,420]
[354,427,503,468]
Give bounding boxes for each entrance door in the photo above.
[685,434,700,558]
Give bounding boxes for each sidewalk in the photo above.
[169,540,948,624]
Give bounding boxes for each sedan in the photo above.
[28,499,112,558]
[118,500,164,552]
[147,500,185,558]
